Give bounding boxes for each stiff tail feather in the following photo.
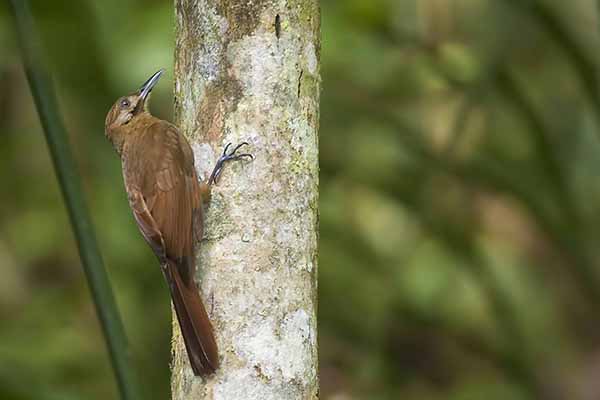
[164,259,219,376]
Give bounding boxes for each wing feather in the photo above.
[122,120,202,274]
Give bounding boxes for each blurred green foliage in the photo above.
[2,0,600,399]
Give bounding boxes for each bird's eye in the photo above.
[120,99,130,108]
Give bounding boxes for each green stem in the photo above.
[8,1,141,399]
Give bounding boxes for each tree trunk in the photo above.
[172,1,320,399]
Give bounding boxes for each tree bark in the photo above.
[172,1,320,399]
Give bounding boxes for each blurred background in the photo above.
[2,0,600,399]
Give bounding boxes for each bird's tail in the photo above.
[163,259,219,376]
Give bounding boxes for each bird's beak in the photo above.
[139,69,164,101]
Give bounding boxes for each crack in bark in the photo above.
[297,69,303,98]
[275,14,281,39]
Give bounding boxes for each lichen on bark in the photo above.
[172,1,320,399]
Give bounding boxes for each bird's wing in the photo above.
[123,120,202,278]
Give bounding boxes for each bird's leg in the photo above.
[208,142,253,185]
[197,142,252,211]
[198,182,212,207]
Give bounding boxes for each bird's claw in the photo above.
[221,142,253,161]
[208,142,253,185]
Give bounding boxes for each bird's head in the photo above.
[105,69,164,136]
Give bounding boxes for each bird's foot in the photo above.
[208,142,253,185]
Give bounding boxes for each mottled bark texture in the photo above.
[172,1,320,399]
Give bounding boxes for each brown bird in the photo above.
[104,69,251,376]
